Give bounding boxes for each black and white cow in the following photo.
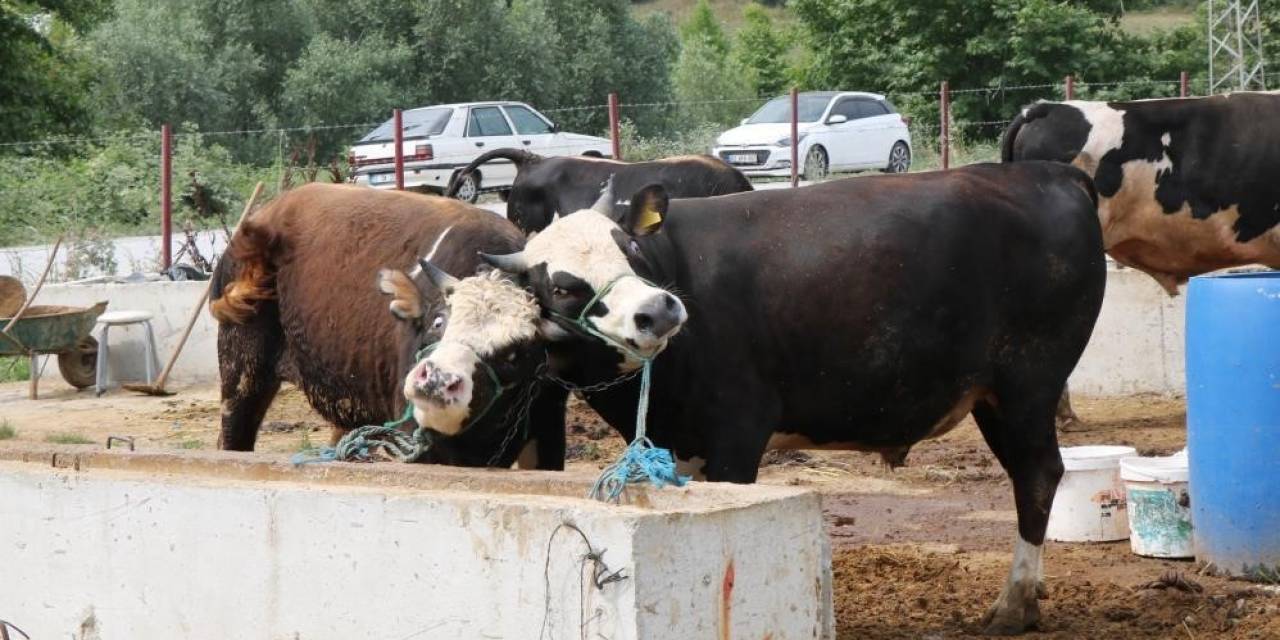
[470,163,1106,634]
[1002,92,1280,296]
[444,148,754,233]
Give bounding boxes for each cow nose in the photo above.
[415,366,464,402]
[633,293,684,338]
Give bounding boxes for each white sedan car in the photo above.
[349,101,612,202]
[711,91,912,181]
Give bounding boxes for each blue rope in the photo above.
[587,359,689,502]
[290,405,427,464]
[564,276,689,503]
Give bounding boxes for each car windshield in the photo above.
[359,108,452,142]
[746,95,832,124]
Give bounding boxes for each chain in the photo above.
[541,365,643,395]
[486,362,548,467]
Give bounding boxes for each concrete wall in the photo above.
[0,446,833,640]
[35,281,216,386]
[1069,267,1186,396]
[31,266,1189,395]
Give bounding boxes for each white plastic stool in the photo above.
[95,310,160,395]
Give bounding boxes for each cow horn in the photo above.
[590,175,616,215]
[479,251,529,275]
[419,259,459,293]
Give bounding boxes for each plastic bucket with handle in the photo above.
[1120,450,1193,558]
[1046,445,1136,542]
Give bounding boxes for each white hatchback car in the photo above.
[712,91,912,180]
[349,101,612,202]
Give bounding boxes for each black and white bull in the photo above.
[443,148,753,233]
[1002,92,1280,296]
[209,183,563,468]
[473,163,1107,634]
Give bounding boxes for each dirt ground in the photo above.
[3,380,1278,637]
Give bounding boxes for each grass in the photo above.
[1120,7,1196,36]
[0,421,16,440]
[176,438,205,450]
[44,432,94,445]
[0,356,30,383]
[632,0,792,33]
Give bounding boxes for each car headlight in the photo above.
[775,133,808,147]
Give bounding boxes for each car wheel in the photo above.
[453,172,480,203]
[885,142,911,173]
[803,146,829,182]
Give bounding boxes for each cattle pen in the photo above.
[5,78,1280,639]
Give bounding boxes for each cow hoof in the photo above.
[981,593,1040,635]
[1036,580,1048,599]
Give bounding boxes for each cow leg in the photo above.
[524,383,568,471]
[702,395,778,483]
[217,309,285,451]
[1054,383,1080,430]
[971,394,1063,635]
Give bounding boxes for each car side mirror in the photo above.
[740,118,749,126]
[826,114,848,125]
[548,123,559,133]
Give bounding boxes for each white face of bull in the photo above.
[380,265,540,435]
[483,181,688,369]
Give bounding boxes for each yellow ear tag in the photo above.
[637,206,663,231]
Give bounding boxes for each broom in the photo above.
[124,182,264,396]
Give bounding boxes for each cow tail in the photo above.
[444,149,543,198]
[209,221,280,324]
[999,102,1054,163]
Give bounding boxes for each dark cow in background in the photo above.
[469,163,1106,634]
[210,183,564,468]
[443,148,753,233]
[1002,92,1280,296]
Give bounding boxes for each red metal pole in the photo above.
[161,123,172,271]
[608,92,621,161]
[1065,74,1075,101]
[940,81,950,171]
[1180,71,1189,98]
[393,108,405,191]
[790,87,799,187]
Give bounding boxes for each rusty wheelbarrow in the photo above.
[1,301,108,399]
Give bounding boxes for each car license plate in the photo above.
[728,153,757,164]
[370,172,394,184]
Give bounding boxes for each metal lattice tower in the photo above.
[1208,0,1267,93]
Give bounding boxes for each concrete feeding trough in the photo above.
[0,445,832,639]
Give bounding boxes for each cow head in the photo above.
[482,180,688,370]
[378,261,542,444]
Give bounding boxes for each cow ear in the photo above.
[624,184,667,236]
[378,269,423,320]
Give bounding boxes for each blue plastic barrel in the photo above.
[1186,272,1280,580]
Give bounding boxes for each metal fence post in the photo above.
[790,87,799,187]
[1181,71,1190,97]
[161,123,172,271]
[939,81,950,171]
[393,108,404,191]
[1065,74,1075,100]
[608,92,622,161]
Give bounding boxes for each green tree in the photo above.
[680,0,730,56]
[792,0,1151,131]
[275,33,415,157]
[0,1,106,143]
[672,5,756,128]
[736,3,790,97]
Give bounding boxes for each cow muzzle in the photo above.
[411,363,468,404]
[632,292,686,341]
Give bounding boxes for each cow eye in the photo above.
[552,286,569,298]
[506,351,518,363]
[430,315,445,331]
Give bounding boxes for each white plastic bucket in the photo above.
[1046,445,1136,542]
[1121,450,1193,558]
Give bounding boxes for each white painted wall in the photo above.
[1069,266,1186,396]
[0,450,832,640]
[33,281,216,385]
